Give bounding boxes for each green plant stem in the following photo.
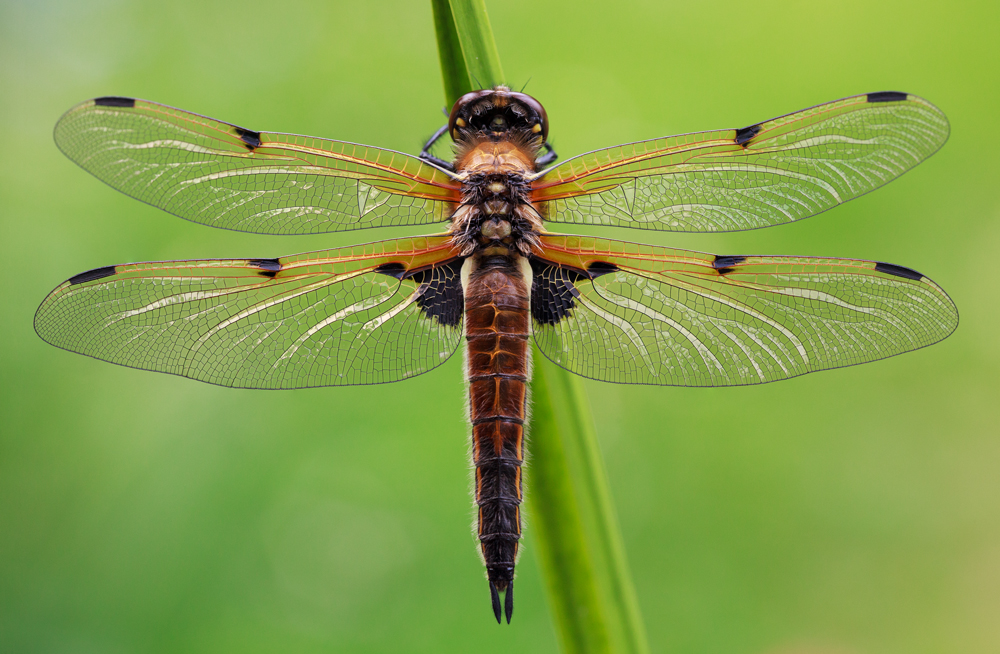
[531,351,650,654]
[431,2,649,651]
[430,0,472,104]
[431,0,505,102]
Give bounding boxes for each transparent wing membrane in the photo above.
[34,236,463,388]
[532,235,958,386]
[532,93,949,232]
[42,92,956,391]
[54,97,461,235]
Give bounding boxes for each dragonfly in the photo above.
[35,87,957,624]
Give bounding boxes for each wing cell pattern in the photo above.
[532,235,958,386]
[54,98,460,235]
[34,237,463,388]
[533,93,949,232]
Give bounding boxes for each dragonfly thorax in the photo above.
[450,171,541,256]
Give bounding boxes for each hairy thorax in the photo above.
[449,135,544,257]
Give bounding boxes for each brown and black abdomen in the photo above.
[463,255,530,601]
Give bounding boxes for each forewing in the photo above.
[532,93,948,232]
[35,236,464,389]
[55,97,461,235]
[531,235,957,386]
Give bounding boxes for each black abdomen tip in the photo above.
[69,265,116,285]
[94,96,136,108]
[489,581,502,624]
[867,91,908,103]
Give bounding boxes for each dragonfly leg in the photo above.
[419,123,454,171]
[535,141,557,168]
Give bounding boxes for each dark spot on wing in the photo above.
[875,261,923,281]
[94,96,135,108]
[586,261,618,279]
[713,255,746,275]
[69,265,117,285]
[409,259,464,327]
[735,124,761,147]
[530,258,586,325]
[234,126,262,150]
[248,258,281,278]
[374,262,407,280]
[867,91,908,103]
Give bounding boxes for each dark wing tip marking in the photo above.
[373,262,407,280]
[69,265,117,285]
[93,96,136,108]
[875,261,923,280]
[734,124,761,147]
[234,126,262,150]
[713,255,746,275]
[867,91,909,103]
[586,261,619,279]
[248,258,281,278]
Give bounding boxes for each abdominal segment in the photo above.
[462,253,531,622]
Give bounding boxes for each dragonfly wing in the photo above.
[532,93,949,232]
[55,97,461,235]
[35,236,464,388]
[530,234,957,386]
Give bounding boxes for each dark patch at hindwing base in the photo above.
[69,265,116,285]
[868,91,908,103]
[875,261,923,280]
[529,258,585,325]
[94,96,135,108]
[735,124,761,147]
[234,126,262,150]
[410,259,465,327]
[248,258,281,278]
[375,259,464,327]
[713,254,746,275]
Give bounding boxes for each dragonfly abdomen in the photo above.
[462,253,532,624]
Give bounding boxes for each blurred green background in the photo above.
[2,1,998,652]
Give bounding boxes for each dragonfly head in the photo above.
[449,85,548,144]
